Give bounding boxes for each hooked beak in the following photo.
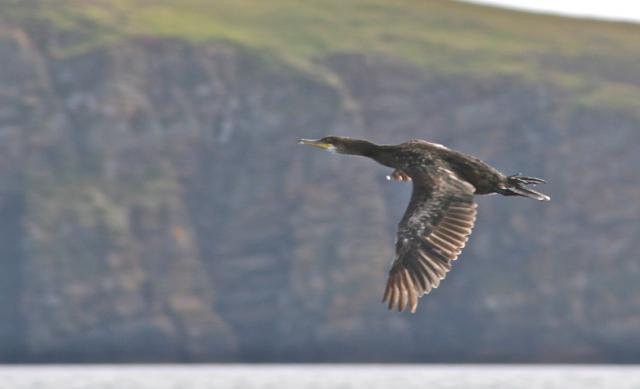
[298,138,334,150]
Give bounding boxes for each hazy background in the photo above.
[1,0,639,364]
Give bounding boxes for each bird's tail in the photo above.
[499,174,550,201]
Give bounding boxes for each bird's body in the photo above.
[299,136,549,313]
[359,139,504,193]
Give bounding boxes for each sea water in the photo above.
[1,364,639,389]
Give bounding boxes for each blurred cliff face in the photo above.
[0,1,639,363]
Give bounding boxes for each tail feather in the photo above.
[501,174,550,201]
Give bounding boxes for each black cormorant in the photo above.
[299,136,549,313]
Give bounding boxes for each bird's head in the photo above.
[298,136,368,155]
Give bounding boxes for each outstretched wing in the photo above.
[382,167,477,313]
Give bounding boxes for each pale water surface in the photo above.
[1,365,639,389]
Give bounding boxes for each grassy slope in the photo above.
[5,0,640,114]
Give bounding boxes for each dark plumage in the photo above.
[299,136,549,313]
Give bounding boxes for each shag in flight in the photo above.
[299,136,549,313]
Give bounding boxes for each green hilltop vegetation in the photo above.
[3,0,639,117]
[5,2,636,56]
[6,0,640,116]
[3,0,640,132]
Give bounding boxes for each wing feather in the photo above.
[382,167,477,313]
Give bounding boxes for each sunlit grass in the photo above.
[12,0,636,65]
[5,0,640,113]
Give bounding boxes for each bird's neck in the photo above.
[344,139,379,158]
[344,139,395,168]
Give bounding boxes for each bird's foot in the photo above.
[507,174,546,185]
[386,169,412,182]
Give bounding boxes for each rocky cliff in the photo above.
[1,1,639,362]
